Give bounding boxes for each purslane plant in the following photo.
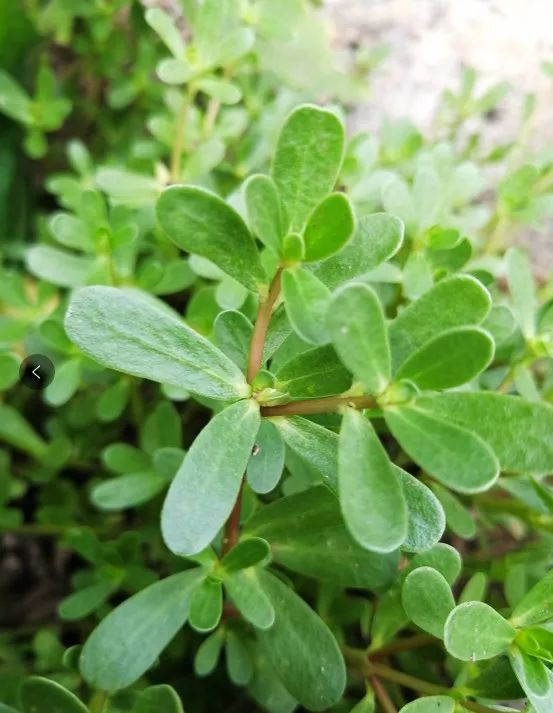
[52,104,553,712]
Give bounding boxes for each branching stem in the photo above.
[247,268,283,384]
[261,393,377,417]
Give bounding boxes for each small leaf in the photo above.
[510,647,553,713]
[91,472,166,511]
[226,630,253,686]
[244,486,399,591]
[80,569,202,690]
[395,327,494,389]
[196,78,241,104]
[272,416,338,490]
[102,443,150,474]
[162,400,260,555]
[302,193,355,262]
[282,267,331,345]
[384,405,499,494]
[27,246,93,288]
[506,246,536,338]
[398,697,455,713]
[145,8,186,58]
[281,232,304,262]
[135,685,184,713]
[328,283,390,394]
[246,420,285,494]
[316,213,404,289]
[397,467,445,553]
[444,602,516,661]
[221,537,270,574]
[272,104,345,232]
[0,70,33,123]
[275,344,351,398]
[389,275,491,369]
[65,287,249,401]
[402,567,454,638]
[194,630,223,676]
[244,174,283,256]
[257,570,346,710]
[459,572,488,604]
[189,578,223,632]
[224,570,275,630]
[418,392,553,475]
[20,677,88,713]
[157,186,267,292]
[338,409,407,553]
[429,482,476,539]
[510,570,553,628]
[517,627,553,662]
[407,543,462,585]
[0,404,47,458]
[214,310,252,373]
[58,581,114,621]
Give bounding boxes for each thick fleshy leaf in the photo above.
[316,213,404,289]
[257,570,346,710]
[510,647,553,713]
[91,472,166,511]
[80,569,202,690]
[0,404,47,458]
[156,186,266,292]
[224,570,275,630]
[430,482,476,539]
[244,174,283,256]
[510,570,553,628]
[395,326,494,389]
[194,631,223,677]
[214,309,252,373]
[506,246,536,338]
[272,104,345,232]
[65,287,249,401]
[396,467,445,553]
[244,486,399,591]
[27,245,93,288]
[275,344,351,398]
[444,602,516,661]
[135,685,184,713]
[58,580,113,621]
[417,392,553,475]
[399,697,455,713]
[189,578,223,632]
[389,275,491,369]
[328,283,390,394]
[20,677,88,713]
[407,544,462,586]
[226,630,253,685]
[221,538,270,574]
[302,193,355,262]
[162,400,260,555]
[339,409,407,553]
[271,416,338,490]
[402,566,455,638]
[145,8,186,58]
[282,267,331,345]
[385,405,499,494]
[246,420,285,494]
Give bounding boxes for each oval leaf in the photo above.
[162,400,260,555]
[224,570,275,630]
[20,677,88,713]
[402,566,455,638]
[396,467,445,553]
[65,287,249,401]
[282,267,331,345]
[303,193,355,262]
[244,174,283,256]
[510,570,553,628]
[444,602,516,661]
[246,420,285,494]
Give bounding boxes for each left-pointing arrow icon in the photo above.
[32,365,41,379]
[20,354,55,390]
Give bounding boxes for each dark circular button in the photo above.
[19,354,55,391]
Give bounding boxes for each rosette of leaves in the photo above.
[56,104,553,713]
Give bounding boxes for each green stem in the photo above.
[261,393,377,418]
[170,85,196,183]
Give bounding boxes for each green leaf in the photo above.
[0,70,32,123]
[407,543,461,586]
[315,213,404,289]
[257,570,346,710]
[134,685,184,713]
[157,186,267,292]
[272,104,345,232]
[389,275,491,369]
[226,630,253,686]
[224,570,275,630]
[58,581,114,621]
[459,572,487,604]
[275,344,351,398]
[157,58,193,84]
[96,379,130,422]
[194,630,223,676]
[271,416,338,491]
[221,537,270,574]
[196,78,241,104]
[0,353,20,390]
[80,569,202,690]
[281,232,304,262]
[145,8,186,58]
[395,327,494,389]
[246,420,285,494]
[506,246,536,338]
[102,443,150,474]
[339,409,407,553]
[429,482,476,539]
[510,570,553,628]
[418,392,553,475]
[349,691,375,713]
[328,283,390,394]
[397,467,445,553]
[384,405,499,494]
[214,310,252,373]
[20,677,88,713]
[65,287,249,401]
[517,627,553,662]
[398,697,455,713]
[244,486,399,591]
[0,404,47,458]
[510,647,553,713]
[302,193,355,262]
[282,267,331,345]
[370,587,408,648]
[27,246,93,288]
[162,400,260,555]
[244,174,283,256]
[444,602,516,661]
[402,567,454,638]
[91,472,166,511]
[44,358,81,406]
[189,578,223,632]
